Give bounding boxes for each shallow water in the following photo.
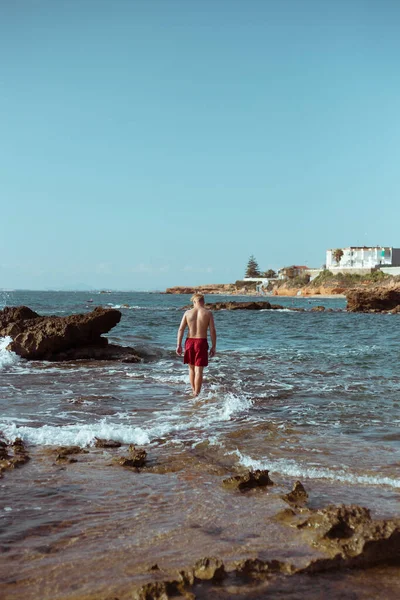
[1,291,399,598]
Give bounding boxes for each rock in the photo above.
[0,305,143,362]
[0,440,9,460]
[346,287,400,312]
[192,557,226,581]
[233,558,293,578]
[54,446,87,462]
[0,306,40,337]
[222,469,274,491]
[50,343,142,363]
[0,306,120,360]
[282,481,308,506]
[131,576,193,600]
[310,306,325,312]
[131,581,170,600]
[296,504,400,567]
[0,438,30,476]
[118,446,147,468]
[183,301,285,311]
[94,438,122,448]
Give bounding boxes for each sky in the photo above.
[1,0,399,290]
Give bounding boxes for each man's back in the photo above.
[176,293,217,395]
[185,306,211,338]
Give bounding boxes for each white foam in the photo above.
[234,450,400,489]
[0,389,253,448]
[0,337,19,370]
[210,391,252,421]
[1,421,151,447]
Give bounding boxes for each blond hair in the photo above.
[190,293,205,304]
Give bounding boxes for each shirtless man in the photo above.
[176,293,217,396]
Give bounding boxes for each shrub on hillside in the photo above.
[235,280,257,290]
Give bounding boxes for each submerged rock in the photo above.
[0,438,30,476]
[222,469,274,491]
[53,446,88,463]
[118,446,147,469]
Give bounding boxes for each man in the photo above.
[176,293,217,396]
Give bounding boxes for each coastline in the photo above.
[1,290,400,599]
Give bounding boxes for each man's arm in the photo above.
[176,312,187,355]
[209,312,217,357]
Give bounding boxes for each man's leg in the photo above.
[188,365,195,393]
[194,366,204,396]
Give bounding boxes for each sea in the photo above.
[0,290,399,599]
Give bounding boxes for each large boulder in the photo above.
[0,305,40,337]
[346,287,400,312]
[0,305,142,361]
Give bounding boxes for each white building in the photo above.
[326,247,400,270]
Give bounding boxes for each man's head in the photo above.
[191,293,205,306]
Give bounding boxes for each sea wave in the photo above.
[234,450,400,489]
[0,336,19,370]
[0,391,253,448]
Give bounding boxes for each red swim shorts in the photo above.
[184,338,209,367]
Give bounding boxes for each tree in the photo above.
[284,266,296,279]
[245,255,261,278]
[332,249,344,264]
[263,269,277,278]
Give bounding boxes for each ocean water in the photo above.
[1,290,399,599]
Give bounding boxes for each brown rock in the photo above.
[131,581,170,600]
[282,480,308,506]
[192,556,226,581]
[94,438,122,448]
[0,440,9,460]
[346,287,400,312]
[297,504,400,567]
[118,446,147,468]
[1,306,121,360]
[0,306,40,337]
[222,469,274,491]
[54,446,87,462]
[310,305,325,312]
[0,305,144,362]
[0,438,30,475]
[233,558,293,578]
[183,301,285,311]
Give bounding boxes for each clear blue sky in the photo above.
[1,0,399,290]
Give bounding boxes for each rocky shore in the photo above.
[170,281,400,313]
[1,434,399,599]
